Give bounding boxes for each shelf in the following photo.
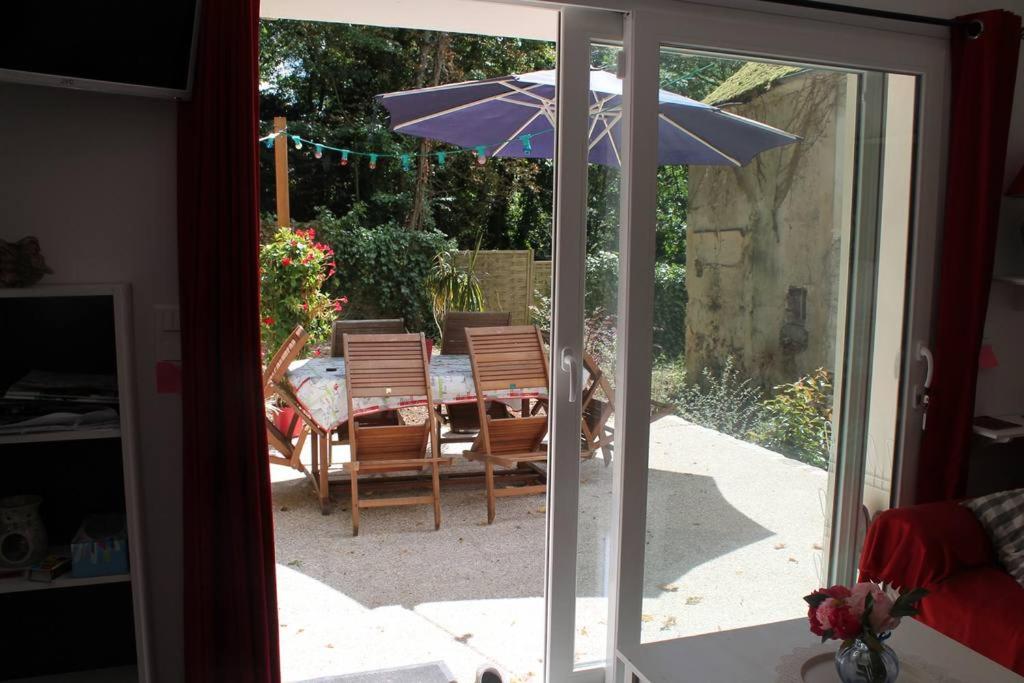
[0,571,130,595]
[0,428,121,445]
[995,275,1024,286]
[7,665,137,683]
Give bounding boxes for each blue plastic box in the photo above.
[70,515,129,578]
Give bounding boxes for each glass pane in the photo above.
[572,41,623,670]
[638,49,915,644]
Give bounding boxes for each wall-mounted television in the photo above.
[0,2,200,100]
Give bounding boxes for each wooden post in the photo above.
[273,116,291,228]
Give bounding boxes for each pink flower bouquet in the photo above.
[804,582,927,648]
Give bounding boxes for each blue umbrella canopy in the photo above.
[376,69,799,167]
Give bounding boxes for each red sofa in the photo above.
[859,500,1024,676]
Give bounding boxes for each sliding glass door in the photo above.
[548,3,947,681]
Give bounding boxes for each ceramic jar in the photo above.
[0,495,47,570]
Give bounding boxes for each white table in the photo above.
[619,617,1024,683]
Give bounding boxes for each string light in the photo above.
[259,127,553,170]
[520,134,532,155]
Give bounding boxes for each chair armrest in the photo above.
[859,500,994,589]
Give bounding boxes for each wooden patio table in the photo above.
[285,354,550,514]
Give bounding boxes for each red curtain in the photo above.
[178,0,280,680]
[916,10,1021,503]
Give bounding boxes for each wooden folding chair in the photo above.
[264,326,317,478]
[440,311,513,440]
[463,325,550,524]
[330,319,407,449]
[580,353,615,462]
[330,318,406,357]
[342,333,452,536]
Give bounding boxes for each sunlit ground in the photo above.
[271,416,826,682]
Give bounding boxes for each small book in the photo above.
[27,554,72,582]
[974,416,1020,430]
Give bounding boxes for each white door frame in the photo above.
[598,2,948,677]
[546,7,625,682]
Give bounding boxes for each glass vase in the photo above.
[835,637,899,683]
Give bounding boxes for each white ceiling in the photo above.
[260,0,558,42]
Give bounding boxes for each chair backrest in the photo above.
[441,311,512,355]
[264,325,308,398]
[464,326,549,457]
[343,333,434,463]
[464,325,549,394]
[330,319,405,357]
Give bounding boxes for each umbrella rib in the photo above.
[715,109,801,140]
[658,113,741,167]
[392,83,547,131]
[492,109,545,156]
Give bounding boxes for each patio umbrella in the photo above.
[376,69,798,167]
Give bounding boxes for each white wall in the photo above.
[0,82,183,683]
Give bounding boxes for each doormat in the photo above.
[294,661,455,683]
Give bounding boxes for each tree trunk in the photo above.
[406,32,451,230]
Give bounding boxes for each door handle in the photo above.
[560,347,581,403]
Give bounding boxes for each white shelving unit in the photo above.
[0,428,122,446]
[0,571,131,595]
[0,284,149,683]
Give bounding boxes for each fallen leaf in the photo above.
[658,583,679,592]
[579,626,589,636]
[773,542,787,550]
[661,616,677,631]
[296,628,304,634]
[812,542,823,550]
[287,559,302,567]
[325,644,334,649]
[685,596,703,606]
[641,614,654,623]
[788,556,799,563]
[279,506,290,512]
[455,633,473,643]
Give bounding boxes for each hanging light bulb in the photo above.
[340,150,350,166]
[475,146,487,165]
[369,154,378,170]
[291,135,303,150]
[520,134,532,155]
[401,154,410,171]
[314,144,323,159]
[436,151,446,168]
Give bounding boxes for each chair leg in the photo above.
[431,463,442,530]
[485,461,496,525]
[318,432,330,515]
[350,473,360,537]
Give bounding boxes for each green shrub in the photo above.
[654,356,766,439]
[750,368,833,469]
[584,251,686,358]
[315,208,457,337]
[259,226,346,357]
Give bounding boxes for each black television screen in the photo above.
[0,2,199,99]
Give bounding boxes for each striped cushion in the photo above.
[964,488,1024,588]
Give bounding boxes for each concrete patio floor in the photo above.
[271,416,827,683]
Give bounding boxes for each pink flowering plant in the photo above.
[259,226,347,357]
[805,582,926,658]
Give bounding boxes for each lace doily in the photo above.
[774,642,968,683]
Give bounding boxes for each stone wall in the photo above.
[686,71,856,388]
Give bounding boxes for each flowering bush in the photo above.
[260,226,347,357]
[804,582,926,644]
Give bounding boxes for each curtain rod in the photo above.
[756,0,987,38]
